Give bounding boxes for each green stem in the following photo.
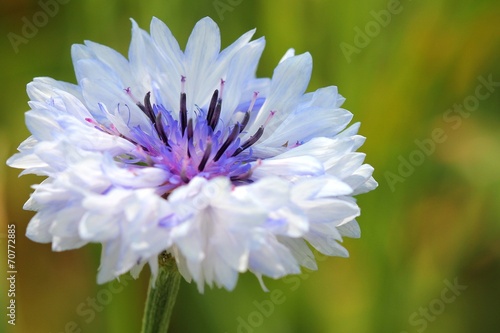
[141,251,181,333]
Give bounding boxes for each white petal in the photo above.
[7,136,46,171]
[213,257,239,290]
[28,77,82,103]
[337,219,361,238]
[343,164,375,191]
[326,152,367,179]
[258,136,356,162]
[261,107,353,146]
[74,58,125,88]
[52,236,87,252]
[101,155,170,188]
[220,37,265,127]
[49,205,85,239]
[278,237,317,270]
[150,17,185,110]
[337,122,361,138]
[97,241,123,283]
[184,17,221,106]
[25,110,61,141]
[248,234,301,278]
[150,17,184,70]
[245,52,312,142]
[352,176,378,195]
[26,212,53,243]
[292,176,353,201]
[7,151,46,171]
[79,212,120,241]
[279,48,295,63]
[304,222,348,257]
[308,86,346,108]
[80,78,152,132]
[251,156,324,179]
[299,198,360,224]
[128,19,161,97]
[83,40,133,86]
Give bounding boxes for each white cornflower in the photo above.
[8,17,377,292]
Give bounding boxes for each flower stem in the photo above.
[141,251,181,333]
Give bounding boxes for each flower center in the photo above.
[87,78,268,192]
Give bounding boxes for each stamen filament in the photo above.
[264,110,276,127]
[247,91,259,112]
[180,158,190,183]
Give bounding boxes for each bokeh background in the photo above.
[1,0,499,332]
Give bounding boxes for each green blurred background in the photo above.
[1,0,499,332]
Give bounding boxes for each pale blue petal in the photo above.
[252,156,324,179]
[83,40,133,86]
[184,17,221,107]
[278,237,317,270]
[337,219,361,238]
[244,52,312,142]
[220,37,265,127]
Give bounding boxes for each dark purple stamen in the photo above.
[122,81,268,185]
[186,118,194,157]
[144,92,155,124]
[155,112,169,146]
[137,92,156,124]
[239,111,250,133]
[179,92,188,135]
[138,88,265,159]
[232,126,264,156]
[198,140,212,171]
[209,97,222,130]
[206,89,219,126]
[214,123,240,161]
[230,159,262,181]
[187,118,194,141]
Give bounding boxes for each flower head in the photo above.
[8,17,377,291]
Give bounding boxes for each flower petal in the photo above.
[244,52,312,142]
